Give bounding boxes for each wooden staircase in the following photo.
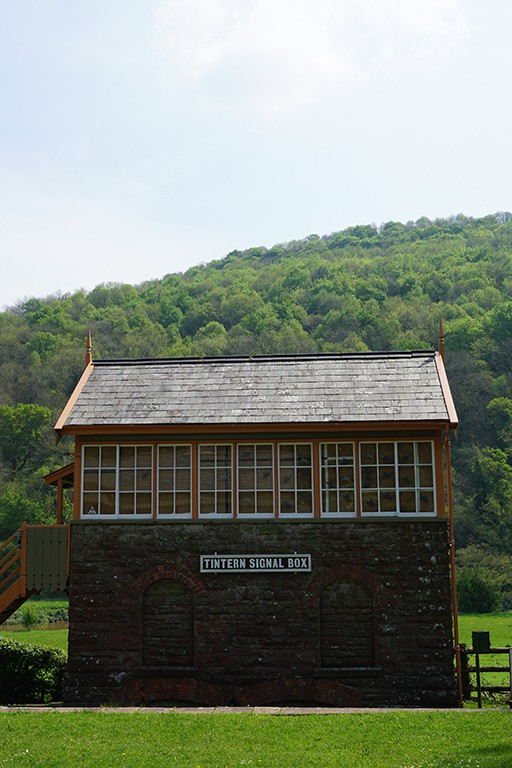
[0,523,69,625]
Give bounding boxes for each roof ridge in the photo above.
[93,350,436,367]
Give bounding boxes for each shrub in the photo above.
[457,568,500,613]
[19,603,41,629]
[0,636,66,704]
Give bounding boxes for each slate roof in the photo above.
[57,352,457,431]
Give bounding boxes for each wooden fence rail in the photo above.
[461,646,512,708]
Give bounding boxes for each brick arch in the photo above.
[306,563,382,604]
[133,565,206,595]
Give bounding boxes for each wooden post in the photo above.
[475,652,482,709]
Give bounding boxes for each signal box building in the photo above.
[12,346,461,706]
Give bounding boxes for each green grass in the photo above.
[0,711,511,768]
[458,612,512,701]
[0,628,68,653]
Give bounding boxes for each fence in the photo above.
[461,631,512,708]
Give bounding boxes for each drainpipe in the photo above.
[445,430,463,706]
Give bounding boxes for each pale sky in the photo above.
[1,0,511,309]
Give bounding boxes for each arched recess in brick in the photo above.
[320,579,375,667]
[143,579,194,667]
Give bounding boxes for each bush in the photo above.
[19,604,41,629]
[457,568,500,613]
[0,636,67,704]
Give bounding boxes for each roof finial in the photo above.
[85,328,92,367]
[438,320,445,360]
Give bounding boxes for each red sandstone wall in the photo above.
[65,520,457,707]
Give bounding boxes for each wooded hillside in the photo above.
[1,212,512,610]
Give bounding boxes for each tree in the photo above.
[0,404,52,476]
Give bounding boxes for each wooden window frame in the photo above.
[78,437,442,522]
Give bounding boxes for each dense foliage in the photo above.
[1,212,512,608]
[0,635,66,704]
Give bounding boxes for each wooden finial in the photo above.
[438,320,445,360]
[85,328,92,367]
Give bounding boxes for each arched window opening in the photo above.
[143,579,194,667]
[320,579,375,667]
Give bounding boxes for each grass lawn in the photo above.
[0,710,511,768]
[0,627,68,653]
[458,612,512,702]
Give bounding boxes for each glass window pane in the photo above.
[175,492,191,515]
[419,465,433,487]
[200,469,215,490]
[100,492,116,515]
[200,492,215,515]
[217,469,231,490]
[378,443,395,465]
[256,444,273,464]
[256,491,273,514]
[361,443,377,464]
[340,492,355,513]
[338,467,354,488]
[280,491,295,514]
[101,469,116,491]
[380,490,396,512]
[137,446,152,467]
[102,446,117,467]
[238,445,254,466]
[176,446,191,467]
[239,491,255,514]
[136,493,152,515]
[159,469,173,491]
[120,447,135,468]
[379,466,395,488]
[419,491,434,513]
[217,446,231,466]
[280,468,294,490]
[398,466,415,487]
[239,468,255,489]
[137,469,152,491]
[217,491,232,515]
[83,470,99,491]
[83,492,99,515]
[297,467,312,490]
[362,491,378,513]
[338,444,353,461]
[398,442,414,464]
[175,469,190,491]
[296,445,312,465]
[83,447,99,467]
[200,446,216,466]
[119,494,135,515]
[256,467,273,490]
[417,442,433,464]
[279,445,295,466]
[119,469,135,491]
[362,467,377,488]
[159,494,174,515]
[159,446,175,468]
[297,491,313,515]
[399,491,416,513]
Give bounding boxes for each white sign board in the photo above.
[200,554,312,573]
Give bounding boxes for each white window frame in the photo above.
[198,443,233,518]
[359,440,437,518]
[236,443,275,518]
[81,444,153,519]
[319,442,357,518]
[157,444,193,519]
[277,442,314,518]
